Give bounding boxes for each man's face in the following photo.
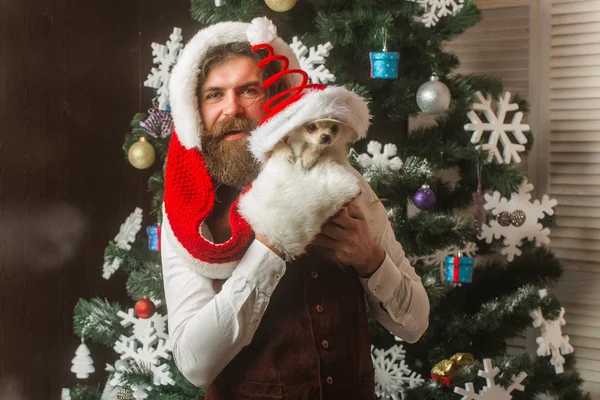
[199,56,265,189]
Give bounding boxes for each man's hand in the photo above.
[311,201,386,277]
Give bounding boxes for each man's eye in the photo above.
[241,87,259,96]
[205,92,222,101]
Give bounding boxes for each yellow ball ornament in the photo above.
[128,136,156,169]
[264,0,297,12]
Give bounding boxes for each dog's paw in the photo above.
[300,149,320,170]
[273,141,295,164]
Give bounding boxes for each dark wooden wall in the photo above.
[0,1,197,398]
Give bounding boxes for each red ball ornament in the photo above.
[134,297,155,319]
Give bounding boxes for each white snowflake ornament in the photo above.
[465,91,530,164]
[114,208,143,251]
[409,0,465,27]
[144,28,184,110]
[102,256,122,280]
[454,359,527,400]
[479,179,556,262]
[371,344,424,400]
[289,36,335,84]
[110,307,174,389]
[131,384,150,400]
[410,242,477,268]
[354,141,404,172]
[71,342,95,379]
[530,289,574,374]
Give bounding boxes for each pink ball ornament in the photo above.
[413,185,436,210]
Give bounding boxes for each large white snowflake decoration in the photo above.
[109,307,174,395]
[114,208,143,251]
[289,36,335,84]
[144,28,184,110]
[371,344,424,399]
[530,289,574,374]
[409,0,465,27]
[465,91,530,164]
[479,179,556,262]
[410,242,478,268]
[454,359,527,400]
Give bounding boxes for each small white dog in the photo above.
[267,117,384,239]
[271,118,350,170]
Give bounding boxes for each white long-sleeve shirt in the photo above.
[161,174,430,388]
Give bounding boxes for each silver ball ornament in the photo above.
[416,73,451,114]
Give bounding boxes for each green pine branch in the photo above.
[73,298,127,346]
[68,384,102,400]
[394,212,474,256]
[127,261,165,302]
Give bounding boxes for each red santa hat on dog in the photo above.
[246,21,371,162]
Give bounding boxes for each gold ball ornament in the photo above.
[264,0,297,12]
[117,388,133,400]
[496,211,512,227]
[511,209,526,227]
[128,136,156,169]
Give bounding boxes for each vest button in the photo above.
[315,305,324,313]
[326,376,333,385]
[310,271,319,279]
[321,340,329,349]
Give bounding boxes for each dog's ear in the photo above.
[337,121,357,141]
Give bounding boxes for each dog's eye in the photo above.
[331,124,339,133]
[306,124,317,133]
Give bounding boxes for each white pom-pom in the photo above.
[247,17,278,45]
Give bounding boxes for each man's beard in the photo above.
[201,116,261,190]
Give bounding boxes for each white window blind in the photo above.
[548,0,600,396]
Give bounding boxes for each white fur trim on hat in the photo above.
[169,18,302,150]
[249,86,371,163]
[247,17,278,45]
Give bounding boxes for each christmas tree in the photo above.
[63,1,591,399]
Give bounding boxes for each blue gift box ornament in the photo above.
[370,51,400,79]
[369,28,399,79]
[147,225,161,252]
[444,252,474,284]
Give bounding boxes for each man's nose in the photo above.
[223,92,245,117]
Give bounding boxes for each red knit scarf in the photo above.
[163,132,254,264]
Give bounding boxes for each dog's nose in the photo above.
[320,134,331,144]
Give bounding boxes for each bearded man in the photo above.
[161,18,430,400]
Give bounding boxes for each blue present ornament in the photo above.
[444,252,474,284]
[369,28,399,79]
[147,225,161,252]
[369,52,400,79]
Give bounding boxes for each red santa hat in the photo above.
[163,17,370,279]
[163,17,304,279]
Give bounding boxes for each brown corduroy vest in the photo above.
[205,252,376,400]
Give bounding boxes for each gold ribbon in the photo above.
[431,353,474,376]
